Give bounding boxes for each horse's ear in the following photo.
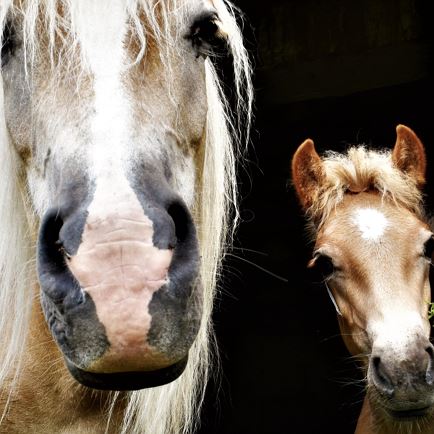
[392,125,426,187]
[292,139,324,210]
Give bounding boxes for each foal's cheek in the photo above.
[337,313,367,356]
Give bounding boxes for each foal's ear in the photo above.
[392,125,426,187]
[292,139,325,210]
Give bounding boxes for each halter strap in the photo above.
[325,281,342,316]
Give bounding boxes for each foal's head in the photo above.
[1,0,250,390]
[292,126,434,420]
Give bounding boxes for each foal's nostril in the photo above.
[425,346,434,385]
[371,356,395,396]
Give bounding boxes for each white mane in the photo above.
[0,1,253,433]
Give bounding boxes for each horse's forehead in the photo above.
[350,207,389,242]
[12,0,215,63]
[322,193,427,251]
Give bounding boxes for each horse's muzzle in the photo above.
[37,181,201,390]
[368,338,434,419]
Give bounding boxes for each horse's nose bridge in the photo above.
[39,171,177,288]
[86,171,179,246]
[41,167,197,278]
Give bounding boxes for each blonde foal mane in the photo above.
[309,146,424,229]
[0,1,253,433]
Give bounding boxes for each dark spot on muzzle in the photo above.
[38,209,109,367]
[148,202,202,355]
[42,148,51,178]
[129,163,202,357]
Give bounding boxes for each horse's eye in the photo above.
[188,13,227,58]
[1,21,16,67]
[309,254,336,279]
[424,237,434,259]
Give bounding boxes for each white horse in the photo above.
[0,1,252,432]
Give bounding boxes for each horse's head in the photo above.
[292,126,434,421]
[1,0,249,390]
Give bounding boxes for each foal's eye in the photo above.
[188,13,227,58]
[309,254,336,279]
[423,237,434,259]
[1,21,17,67]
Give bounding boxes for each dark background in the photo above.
[198,1,434,433]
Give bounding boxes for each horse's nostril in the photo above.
[37,210,81,305]
[425,346,434,385]
[371,356,395,397]
[167,202,192,247]
[39,212,67,271]
[55,239,72,260]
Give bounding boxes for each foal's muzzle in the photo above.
[37,181,201,390]
[368,337,434,418]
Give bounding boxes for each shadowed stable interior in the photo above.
[198,1,434,433]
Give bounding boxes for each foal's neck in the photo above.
[0,293,125,433]
[356,397,434,434]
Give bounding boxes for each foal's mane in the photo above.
[310,146,424,229]
[0,1,253,433]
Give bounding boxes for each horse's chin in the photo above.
[65,356,188,391]
[385,406,431,421]
[369,388,434,422]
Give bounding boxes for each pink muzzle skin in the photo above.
[68,190,175,373]
[37,164,202,390]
